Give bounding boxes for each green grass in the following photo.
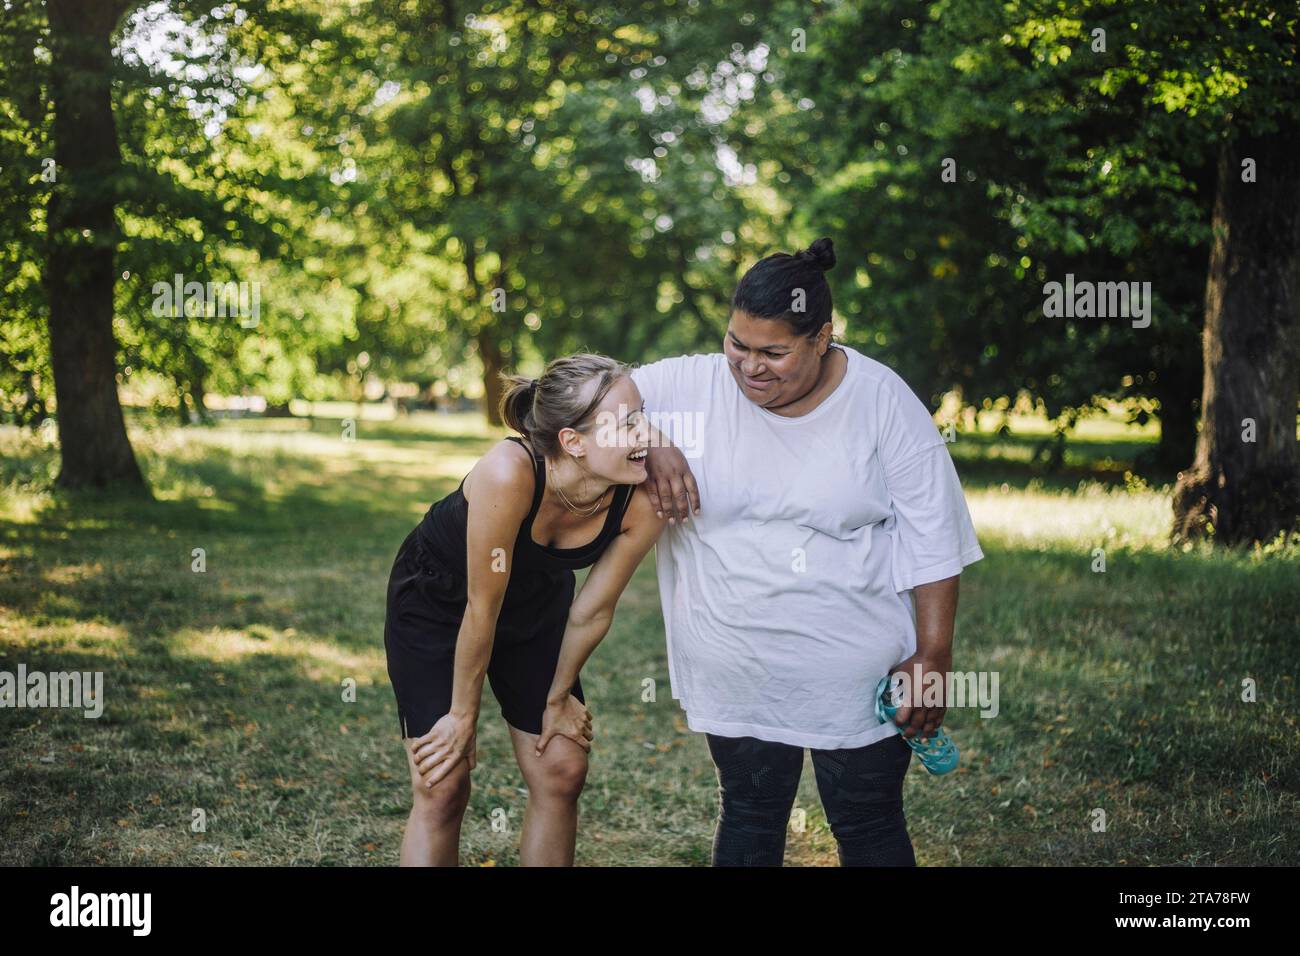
[0,411,1295,866]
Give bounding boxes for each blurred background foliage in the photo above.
[1,0,1296,487]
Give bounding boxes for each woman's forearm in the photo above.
[449,601,500,717]
[546,610,613,705]
[912,574,959,659]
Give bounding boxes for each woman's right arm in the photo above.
[629,359,702,523]
[411,444,533,787]
[642,424,700,524]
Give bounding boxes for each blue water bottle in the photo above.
[874,675,959,775]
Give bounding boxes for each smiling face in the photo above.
[557,374,651,484]
[724,309,832,410]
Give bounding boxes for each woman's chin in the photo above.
[594,458,648,484]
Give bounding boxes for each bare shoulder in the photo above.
[463,439,535,517]
[621,481,669,538]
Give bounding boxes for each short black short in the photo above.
[383,530,582,739]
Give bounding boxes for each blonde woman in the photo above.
[383,354,663,865]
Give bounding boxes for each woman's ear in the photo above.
[815,321,833,354]
[557,426,586,459]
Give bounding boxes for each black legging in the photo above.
[705,732,916,866]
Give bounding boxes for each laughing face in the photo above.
[723,310,829,411]
[568,374,651,484]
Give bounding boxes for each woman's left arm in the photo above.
[893,575,960,741]
[535,486,666,755]
[872,371,983,742]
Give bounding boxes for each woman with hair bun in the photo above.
[632,237,984,866]
[383,352,664,865]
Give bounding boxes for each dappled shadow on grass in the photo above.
[0,630,413,865]
[4,455,425,541]
[5,530,1289,868]
[3,414,1296,864]
[0,434,487,657]
[1,529,1295,865]
[909,539,1297,865]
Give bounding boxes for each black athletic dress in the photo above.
[384,436,636,739]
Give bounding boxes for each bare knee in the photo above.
[530,753,588,803]
[409,765,471,827]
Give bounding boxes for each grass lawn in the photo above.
[1,410,1295,866]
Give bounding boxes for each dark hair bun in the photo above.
[799,237,836,272]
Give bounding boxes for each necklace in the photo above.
[547,458,608,516]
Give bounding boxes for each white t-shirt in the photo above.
[630,345,984,749]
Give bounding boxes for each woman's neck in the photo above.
[544,455,613,511]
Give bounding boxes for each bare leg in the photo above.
[399,736,471,866]
[507,723,589,866]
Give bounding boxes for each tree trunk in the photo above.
[465,252,505,427]
[44,0,146,492]
[479,327,505,426]
[176,378,191,426]
[1172,124,1300,545]
[191,374,211,424]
